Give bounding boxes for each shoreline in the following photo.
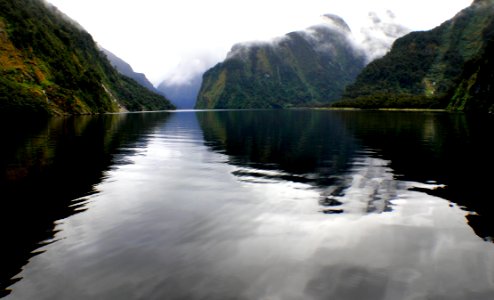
[314,107,449,112]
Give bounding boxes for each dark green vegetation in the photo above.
[338,0,494,112]
[196,15,366,109]
[0,0,174,115]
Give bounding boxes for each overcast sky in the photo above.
[46,0,472,86]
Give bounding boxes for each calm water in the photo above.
[1,110,494,299]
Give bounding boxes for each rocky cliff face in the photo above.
[0,0,174,115]
[196,15,366,109]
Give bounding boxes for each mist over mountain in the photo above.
[338,0,494,112]
[155,12,408,110]
[0,0,174,115]
[358,10,410,61]
[102,47,202,109]
[196,15,367,109]
[157,75,202,109]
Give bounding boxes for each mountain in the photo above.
[337,0,494,112]
[101,48,157,93]
[0,0,174,115]
[157,75,202,109]
[101,47,200,109]
[195,15,366,109]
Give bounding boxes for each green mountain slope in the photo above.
[448,7,494,112]
[0,0,174,115]
[196,15,366,109]
[338,0,494,112]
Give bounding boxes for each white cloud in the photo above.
[46,0,473,85]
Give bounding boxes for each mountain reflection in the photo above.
[197,110,494,239]
[340,111,494,240]
[197,110,358,188]
[0,113,170,297]
[3,110,494,300]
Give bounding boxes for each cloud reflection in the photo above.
[4,111,494,300]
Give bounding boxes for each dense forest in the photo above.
[337,0,494,112]
[0,0,174,115]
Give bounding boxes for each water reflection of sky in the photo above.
[5,111,494,300]
[308,167,494,300]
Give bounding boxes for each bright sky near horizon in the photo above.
[46,0,473,86]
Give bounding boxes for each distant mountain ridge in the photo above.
[101,48,157,93]
[0,0,174,115]
[157,76,202,109]
[195,15,367,109]
[338,0,494,112]
[101,49,202,109]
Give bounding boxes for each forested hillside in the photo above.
[0,0,174,115]
[196,15,366,109]
[337,0,494,112]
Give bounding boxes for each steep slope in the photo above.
[101,48,158,93]
[196,15,366,109]
[448,9,494,112]
[339,0,494,112]
[0,0,174,115]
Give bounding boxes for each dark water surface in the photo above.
[1,110,494,299]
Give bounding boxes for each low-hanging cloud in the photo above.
[355,10,410,62]
[160,11,409,89]
[160,52,223,86]
[46,0,472,88]
[223,11,403,70]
